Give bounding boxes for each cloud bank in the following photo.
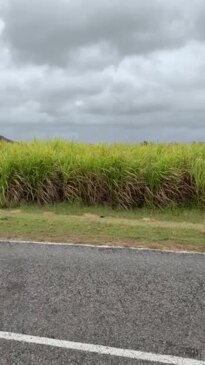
[0,0,205,141]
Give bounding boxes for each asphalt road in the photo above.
[0,242,205,365]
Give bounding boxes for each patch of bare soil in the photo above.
[42,211,57,218]
[9,209,22,215]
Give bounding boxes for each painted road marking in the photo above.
[0,332,204,364]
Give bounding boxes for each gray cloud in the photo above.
[0,0,205,141]
[2,0,197,66]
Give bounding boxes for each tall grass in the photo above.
[0,140,205,208]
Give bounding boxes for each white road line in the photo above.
[0,332,204,365]
[0,239,205,255]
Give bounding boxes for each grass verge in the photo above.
[0,204,205,252]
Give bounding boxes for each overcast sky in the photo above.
[0,0,205,142]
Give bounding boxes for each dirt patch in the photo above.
[42,211,56,218]
[9,209,22,215]
[82,213,100,220]
[0,209,21,219]
[141,217,153,222]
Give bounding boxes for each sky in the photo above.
[0,0,205,143]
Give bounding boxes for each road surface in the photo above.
[0,241,205,364]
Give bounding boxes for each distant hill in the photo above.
[0,135,14,143]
